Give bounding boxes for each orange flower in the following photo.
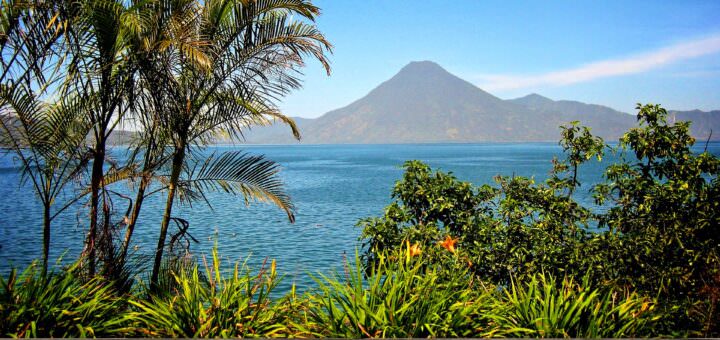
[439,235,458,253]
[404,240,422,258]
[409,242,422,257]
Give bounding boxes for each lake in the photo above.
[1,142,718,292]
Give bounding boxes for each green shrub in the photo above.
[121,248,292,337]
[300,246,497,338]
[358,159,598,286]
[0,263,126,337]
[488,273,659,338]
[358,160,492,272]
[297,247,661,338]
[593,104,720,334]
[358,104,720,335]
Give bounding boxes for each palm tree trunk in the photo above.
[150,146,185,289]
[120,125,159,263]
[87,143,105,276]
[87,61,114,277]
[119,175,148,263]
[42,203,50,278]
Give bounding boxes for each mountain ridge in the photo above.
[238,61,720,144]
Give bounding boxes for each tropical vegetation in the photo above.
[2,100,717,337]
[1,0,719,338]
[0,0,330,284]
[358,104,719,336]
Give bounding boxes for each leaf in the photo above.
[180,151,295,222]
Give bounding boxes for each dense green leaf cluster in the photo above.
[359,104,720,336]
[492,273,657,338]
[300,247,659,338]
[121,248,290,337]
[0,0,330,288]
[0,263,125,337]
[0,245,660,338]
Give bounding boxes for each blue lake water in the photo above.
[1,142,718,292]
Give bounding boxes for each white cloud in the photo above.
[476,34,720,91]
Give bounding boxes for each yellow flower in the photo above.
[439,235,458,253]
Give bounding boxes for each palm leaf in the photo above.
[180,150,295,222]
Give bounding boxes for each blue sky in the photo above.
[279,1,720,118]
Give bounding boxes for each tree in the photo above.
[359,103,720,335]
[142,0,332,288]
[0,0,92,276]
[0,84,91,277]
[594,104,720,333]
[59,0,141,275]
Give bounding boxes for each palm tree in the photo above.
[108,0,173,266]
[116,96,170,265]
[0,84,91,277]
[0,0,65,85]
[3,0,159,276]
[0,0,93,277]
[141,0,331,287]
[59,0,144,275]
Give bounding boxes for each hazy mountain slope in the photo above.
[508,93,635,140]
[669,110,720,142]
[229,117,312,144]
[298,61,559,143]
[237,61,720,144]
[509,94,720,142]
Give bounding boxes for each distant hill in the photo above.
[507,93,635,140]
[667,109,720,142]
[509,94,719,142]
[107,130,137,145]
[232,61,720,143]
[237,117,313,144]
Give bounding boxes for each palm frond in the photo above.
[0,80,92,204]
[194,87,298,141]
[180,150,295,222]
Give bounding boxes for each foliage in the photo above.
[552,121,605,194]
[0,262,126,338]
[359,104,720,335]
[593,104,720,333]
[294,247,660,338]
[0,0,329,285]
[0,248,665,338]
[299,246,495,338]
[358,156,600,285]
[122,248,292,338]
[179,151,295,220]
[0,83,92,275]
[358,160,493,273]
[488,273,658,338]
[135,0,332,287]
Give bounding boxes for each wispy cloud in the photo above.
[476,34,720,91]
